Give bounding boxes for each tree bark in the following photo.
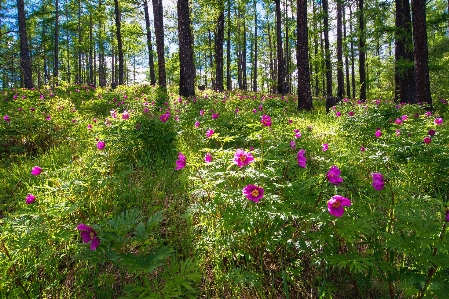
[322,0,332,96]
[177,0,195,97]
[114,0,124,85]
[358,0,366,100]
[411,0,432,105]
[77,0,82,83]
[89,12,93,84]
[343,2,350,98]
[17,0,33,88]
[297,0,313,110]
[395,0,416,103]
[214,2,225,92]
[336,0,344,98]
[98,0,106,87]
[144,0,156,85]
[274,0,286,95]
[54,0,59,86]
[253,0,257,92]
[226,0,231,90]
[152,0,167,87]
[242,18,247,90]
[350,4,355,99]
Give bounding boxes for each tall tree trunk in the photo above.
[253,0,257,92]
[114,0,124,85]
[17,0,33,88]
[54,0,59,86]
[343,2,350,98]
[208,29,214,86]
[297,0,313,110]
[268,21,275,93]
[411,0,432,105]
[226,0,231,90]
[144,0,156,85]
[350,4,355,99]
[214,2,225,92]
[152,0,167,87]
[274,0,286,95]
[177,0,195,97]
[242,19,247,90]
[65,1,70,83]
[312,0,319,96]
[89,12,93,84]
[322,0,332,96]
[77,0,82,83]
[98,0,106,87]
[336,0,344,98]
[285,0,290,93]
[358,0,366,100]
[395,0,416,103]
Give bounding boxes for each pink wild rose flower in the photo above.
[297,149,307,168]
[327,165,343,185]
[76,224,100,250]
[233,149,254,168]
[242,184,264,202]
[31,166,42,176]
[327,195,352,217]
[176,152,186,170]
[372,173,385,190]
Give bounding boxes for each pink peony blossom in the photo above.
[327,195,351,217]
[242,184,264,202]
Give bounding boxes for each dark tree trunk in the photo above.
[54,0,59,85]
[77,0,82,83]
[343,2,350,98]
[65,1,70,83]
[274,0,286,95]
[17,0,33,88]
[253,0,257,92]
[268,21,275,93]
[144,0,156,85]
[226,0,231,90]
[336,0,344,98]
[242,19,247,90]
[297,0,313,111]
[313,0,319,96]
[350,4,355,99]
[152,0,167,87]
[285,0,290,93]
[208,29,214,86]
[411,0,432,105]
[358,0,366,100]
[98,0,106,87]
[214,2,225,92]
[89,12,93,84]
[322,0,332,96]
[177,0,195,97]
[395,0,416,103]
[114,0,124,85]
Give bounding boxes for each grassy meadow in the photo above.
[1,83,449,298]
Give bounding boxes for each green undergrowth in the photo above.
[1,84,449,298]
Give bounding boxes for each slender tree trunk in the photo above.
[98,0,106,87]
[152,0,167,87]
[114,0,124,85]
[268,20,275,93]
[242,19,247,90]
[411,0,432,105]
[65,1,70,83]
[312,0,319,96]
[350,4,355,99]
[395,0,416,103]
[322,0,332,96]
[89,12,93,84]
[77,0,82,83]
[208,29,214,86]
[336,0,344,98]
[343,2,350,98]
[253,0,257,92]
[54,0,59,86]
[17,0,33,88]
[214,2,225,92]
[226,0,231,90]
[144,0,156,85]
[297,0,313,110]
[274,0,285,95]
[177,0,195,96]
[358,0,366,100]
[285,0,290,93]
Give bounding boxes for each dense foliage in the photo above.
[1,84,448,298]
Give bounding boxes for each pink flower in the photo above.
[212,113,219,119]
[121,110,130,120]
[87,124,93,131]
[297,149,307,168]
[327,165,343,185]
[204,153,213,163]
[372,173,385,190]
[327,195,351,217]
[235,108,239,114]
[206,129,214,138]
[76,224,100,250]
[401,115,408,121]
[31,166,42,176]
[3,115,10,122]
[423,137,431,144]
[261,114,272,126]
[242,184,264,202]
[200,110,204,116]
[97,141,105,150]
[175,152,186,170]
[395,129,401,136]
[290,140,296,150]
[428,129,435,136]
[26,193,36,204]
[159,112,170,122]
[46,115,51,121]
[348,111,354,116]
[446,210,449,222]
[335,111,341,117]
[434,118,443,125]
[233,149,254,168]
[375,129,382,138]
[110,109,117,118]
[395,118,402,125]
[322,144,329,151]
[294,129,301,139]
[195,121,200,128]
[360,146,366,152]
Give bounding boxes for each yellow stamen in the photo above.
[251,189,259,197]
[332,201,341,208]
